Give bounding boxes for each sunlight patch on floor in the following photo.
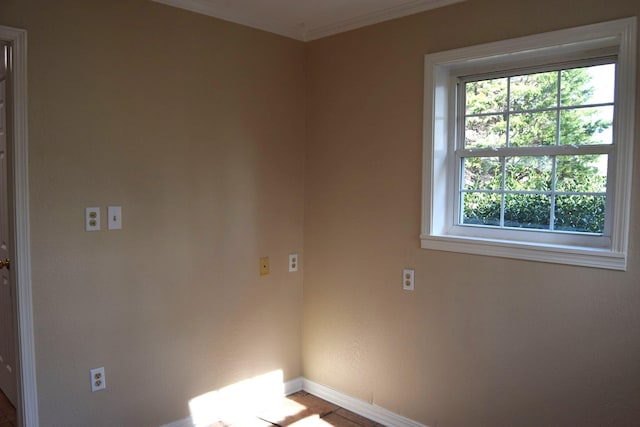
[188,370,305,427]
[287,414,334,426]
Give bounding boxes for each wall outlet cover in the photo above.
[90,367,106,392]
[85,207,100,231]
[289,253,298,272]
[403,268,415,291]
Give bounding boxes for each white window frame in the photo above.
[422,18,637,270]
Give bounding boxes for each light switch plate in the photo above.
[85,207,100,231]
[107,206,122,230]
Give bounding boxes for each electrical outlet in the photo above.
[90,367,106,392]
[260,257,270,276]
[403,269,415,291]
[288,253,298,272]
[85,207,100,231]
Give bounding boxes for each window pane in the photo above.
[462,192,501,226]
[463,157,501,190]
[556,155,607,193]
[559,106,613,145]
[456,60,620,238]
[504,193,550,229]
[465,114,506,148]
[509,110,556,146]
[554,195,605,233]
[561,63,615,106]
[509,71,558,111]
[465,78,508,114]
[505,156,552,191]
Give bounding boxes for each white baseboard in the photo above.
[160,416,194,427]
[161,377,427,427]
[284,376,304,395]
[302,379,428,427]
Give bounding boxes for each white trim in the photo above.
[421,234,626,270]
[150,0,465,41]
[422,17,637,270]
[150,0,307,40]
[304,0,465,41]
[303,379,429,427]
[284,376,304,395]
[610,17,637,264]
[160,417,194,427]
[0,25,38,427]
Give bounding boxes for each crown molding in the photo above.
[151,0,308,40]
[305,0,465,41]
[150,0,466,41]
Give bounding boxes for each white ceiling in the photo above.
[151,0,464,41]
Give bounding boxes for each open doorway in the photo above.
[0,40,18,410]
[0,25,38,427]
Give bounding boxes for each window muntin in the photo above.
[422,18,636,270]
[457,61,615,236]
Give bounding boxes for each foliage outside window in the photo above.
[422,18,637,270]
[459,63,614,235]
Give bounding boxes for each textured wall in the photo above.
[0,0,305,425]
[304,0,640,426]
[1,0,640,426]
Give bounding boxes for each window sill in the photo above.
[420,234,626,270]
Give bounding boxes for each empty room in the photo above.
[0,0,638,426]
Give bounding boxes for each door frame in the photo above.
[0,25,39,427]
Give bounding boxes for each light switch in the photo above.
[107,206,122,230]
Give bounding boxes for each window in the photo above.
[422,18,636,270]
[460,62,614,238]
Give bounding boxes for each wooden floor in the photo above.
[0,390,15,427]
[208,391,382,427]
[0,389,379,427]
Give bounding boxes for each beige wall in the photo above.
[0,0,305,425]
[1,0,640,426]
[304,0,640,426]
